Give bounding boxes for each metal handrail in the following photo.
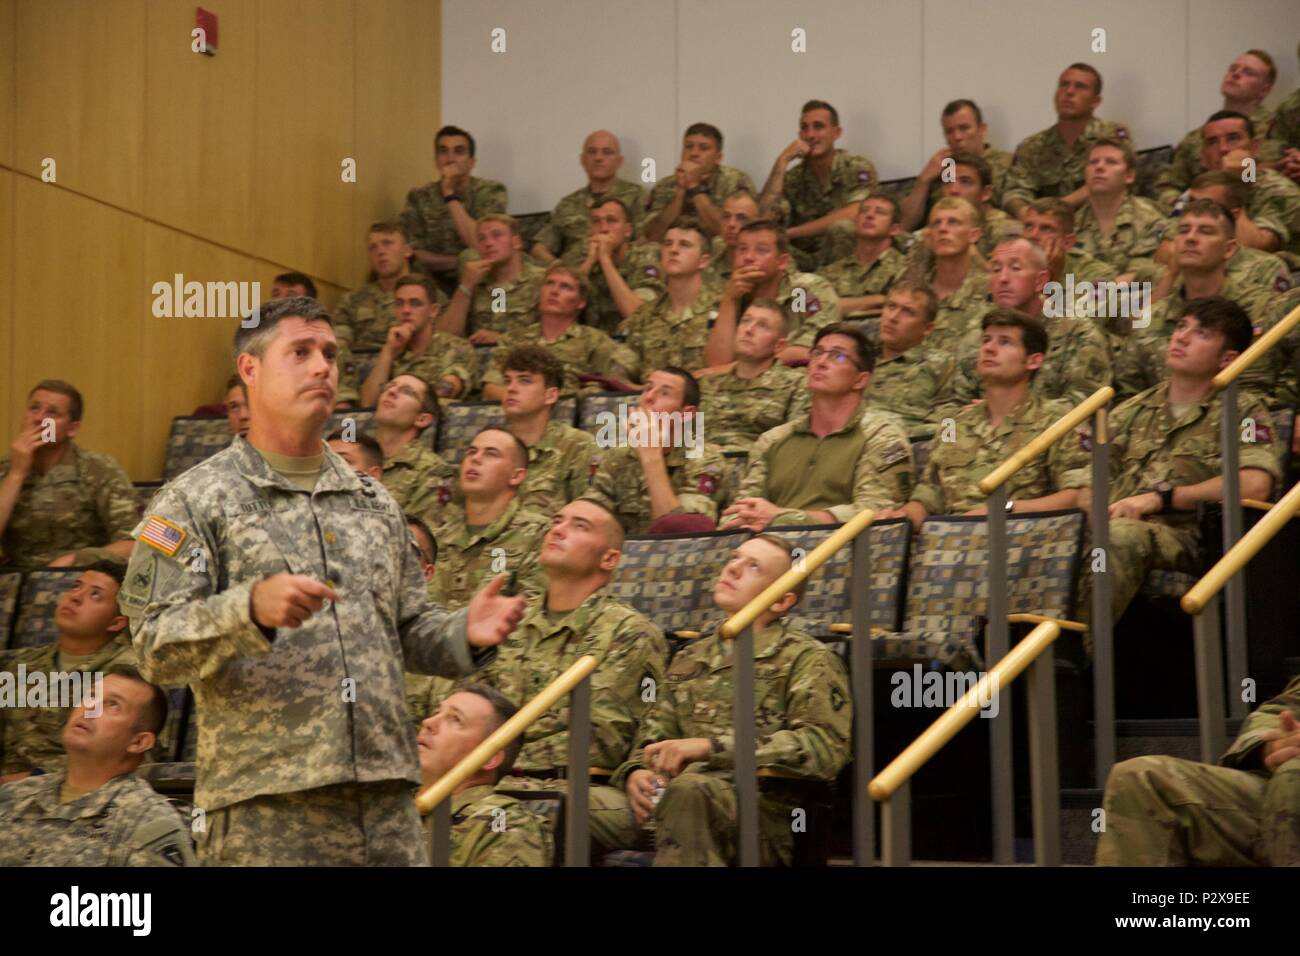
[869,620,1065,866]
[1212,303,1300,389]
[976,387,1115,495]
[1181,481,1300,616]
[869,620,1061,801]
[719,509,876,638]
[719,507,879,867]
[416,655,597,813]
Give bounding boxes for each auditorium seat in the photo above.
[10,570,83,649]
[0,571,22,650]
[874,509,1085,668]
[162,416,231,480]
[326,407,377,439]
[769,518,911,638]
[437,399,576,463]
[133,481,164,517]
[345,350,381,388]
[578,391,637,434]
[608,529,749,639]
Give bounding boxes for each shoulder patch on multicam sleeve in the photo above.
[1253,424,1273,443]
[881,443,909,466]
[698,473,719,495]
[1277,274,1292,293]
[138,516,187,557]
[643,265,660,279]
[856,170,871,183]
[1077,424,1093,452]
[438,480,454,505]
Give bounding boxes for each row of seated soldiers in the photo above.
[0,495,1295,866]
[392,53,1300,291]
[0,525,849,867]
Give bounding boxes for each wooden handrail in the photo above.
[1213,303,1300,389]
[415,655,598,814]
[1007,612,1087,633]
[720,509,876,638]
[1181,480,1300,615]
[976,387,1114,496]
[1242,498,1273,512]
[868,620,1061,801]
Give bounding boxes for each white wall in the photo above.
[442,0,1300,214]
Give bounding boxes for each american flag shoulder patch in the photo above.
[140,516,187,557]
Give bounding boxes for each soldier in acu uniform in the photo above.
[417,685,553,867]
[0,563,135,781]
[119,297,526,866]
[614,534,851,866]
[0,668,195,867]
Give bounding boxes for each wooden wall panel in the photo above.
[0,170,15,444]
[14,0,145,211]
[0,0,15,166]
[253,0,356,288]
[354,0,441,238]
[143,0,257,252]
[11,176,147,473]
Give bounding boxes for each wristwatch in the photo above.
[685,184,709,199]
[443,193,464,205]
[1005,499,1015,514]
[1154,481,1175,512]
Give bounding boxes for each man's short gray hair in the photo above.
[233,296,333,364]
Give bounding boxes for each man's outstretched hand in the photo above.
[466,574,527,648]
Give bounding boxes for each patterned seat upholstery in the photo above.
[552,397,578,425]
[437,402,507,463]
[875,175,916,205]
[133,481,164,518]
[876,510,1085,669]
[608,530,749,636]
[11,570,83,649]
[579,392,637,435]
[162,417,231,481]
[474,345,494,384]
[720,452,748,510]
[0,572,22,650]
[769,520,911,638]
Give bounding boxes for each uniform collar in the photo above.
[229,435,364,495]
[444,497,524,548]
[793,396,867,436]
[451,783,497,817]
[12,770,137,820]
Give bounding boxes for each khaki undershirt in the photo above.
[1167,400,1196,421]
[256,446,325,492]
[59,780,93,804]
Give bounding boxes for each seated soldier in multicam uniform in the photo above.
[642,122,756,243]
[899,98,1014,232]
[369,373,456,525]
[816,193,907,319]
[499,346,601,515]
[464,499,669,858]
[1072,137,1166,284]
[877,310,1090,531]
[1097,674,1300,866]
[724,324,912,532]
[695,299,803,454]
[358,275,477,406]
[416,684,553,867]
[576,197,665,335]
[326,430,383,481]
[915,197,993,354]
[481,264,636,401]
[614,533,852,867]
[582,368,729,535]
[438,214,545,346]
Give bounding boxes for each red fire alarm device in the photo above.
[195,7,218,56]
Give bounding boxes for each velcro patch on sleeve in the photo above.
[138,516,187,557]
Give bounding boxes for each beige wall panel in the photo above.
[0,0,15,166]
[12,176,147,475]
[253,0,356,288]
[15,0,145,211]
[143,0,258,251]
[354,0,441,238]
